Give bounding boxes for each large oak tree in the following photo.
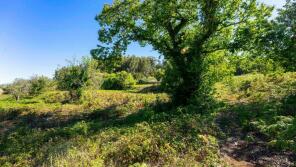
[92,0,272,104]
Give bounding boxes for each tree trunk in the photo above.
[15,95,20,101]
[172,56,203,105]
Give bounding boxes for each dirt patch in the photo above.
[223,154,254,167]
[220,137,295,167]
[217,112,295,167]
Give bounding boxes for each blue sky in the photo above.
[0,0,286,84]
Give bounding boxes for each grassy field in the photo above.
[0,73,295,166]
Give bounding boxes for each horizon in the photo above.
[0,0,286,84]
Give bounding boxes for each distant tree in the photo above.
[272,0,296,71]
[29,76,51,96]
[7,79,31,101]
[92,0,272,105]
[119,56,157,79]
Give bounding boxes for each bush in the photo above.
[85,72,105,89]
[54,62,88,101]
[29,76,51,96]
[39,91,71,103]
[102,71,136,90]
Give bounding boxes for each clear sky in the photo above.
[0,0,286,84]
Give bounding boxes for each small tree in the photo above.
[54,61,88,101]
[7,79,31,101]
[29,76,51,96]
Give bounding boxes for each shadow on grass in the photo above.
[0,100,174,165]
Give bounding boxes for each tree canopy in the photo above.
[271,0,296,71]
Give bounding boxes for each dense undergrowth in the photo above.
[0,73,295,166]
[215,72,296,153]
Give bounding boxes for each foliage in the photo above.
[92,0,272,104]
[83,57,105,89]
[215,72,296,153]
[160,61,183,94]
[38,91,71,104]
[91,55,160,82]
[5,76,54,100]
[119,56,158,80]
[282,93,296,116]
[81,89,168,113]
[215,72,296,102]
[154,68,165,82]
[1,72,296,166]
[29,76,51,96]
[229,54,284,75]
[261,0,296,71]
[2,0,296,165]
[0,91,221,166]
[102,71,136,90]
[6,79,31,101]
[54,60,88,101]
[161,51,234,97]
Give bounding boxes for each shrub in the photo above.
[39,91,71,103]
[29,76,51,96]
[54,62,88,101]
[85,72,105,89]
[102,71,136,90]
[54,58,107,101]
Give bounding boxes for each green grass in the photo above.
[0,73,295,166]
[1,87,224,166]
